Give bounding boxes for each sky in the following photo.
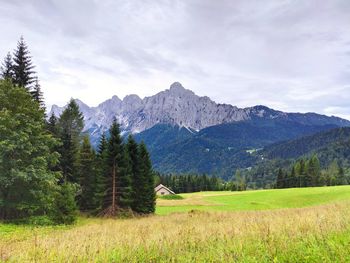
[0,0,349,119]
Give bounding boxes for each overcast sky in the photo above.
[1,0,349,119]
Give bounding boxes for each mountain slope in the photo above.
[262,127,350,162]
[135,120,341,178]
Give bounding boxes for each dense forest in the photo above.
[0,38,155,224]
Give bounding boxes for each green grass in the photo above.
[2,186,350,262]
[158,194,184,200]
[156,185,350,215]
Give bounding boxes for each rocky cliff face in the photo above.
[49,82,350,143]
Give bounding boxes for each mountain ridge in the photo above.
[49,82,350,145]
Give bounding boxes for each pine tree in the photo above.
[47,113,59,136]
[307,155,321,186]
[138,142,156,213]
[126,135,143,213]
[290,166,297,188]
[31,77,45,109]
[94,134,108,212]
[57,99,84,183]
[46,113,61,172]
[1,52,14,81]
[101,121,131,216]
[327,160,340,186]
[276,168,285,188]
[78,136,97,211]
[12,36,35,90]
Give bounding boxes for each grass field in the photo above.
[2,186,350,262]
[156,185,350,215]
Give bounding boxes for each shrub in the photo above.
[50,183,78,225]
[158,194,184,200]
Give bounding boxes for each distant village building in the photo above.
[155,184,175,195]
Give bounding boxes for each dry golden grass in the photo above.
[2,201,350,262]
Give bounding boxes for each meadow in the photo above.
[2,186,350,262]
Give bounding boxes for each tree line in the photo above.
[275,155,349,189]
[157,173,233,193]
[0,37,155,224]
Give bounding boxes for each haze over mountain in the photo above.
[50,82,350,145]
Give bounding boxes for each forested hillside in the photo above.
[135,120,340,178]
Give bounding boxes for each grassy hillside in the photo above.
[2,186,350,262]
[156,185,350,215]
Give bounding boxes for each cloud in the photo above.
[0,0,349,119]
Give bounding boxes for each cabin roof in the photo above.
[155,184,175,194]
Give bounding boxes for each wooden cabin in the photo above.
[155,184,175,195]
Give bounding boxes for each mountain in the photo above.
[134,120,341,179]
[49,82,350,146]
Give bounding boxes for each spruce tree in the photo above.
[57,99,84,183]
[101,121,131,216]
[126,135,143,213]
[290,166,297,188]
[47,113,59,136]
[78,136,97,211]
[1,52,14,81]
[138,142,156,213]
[307,155,320,186]
[276,168,284,188]
[31,77,45,109]
[12,36,35,90]
[94,134,109,212]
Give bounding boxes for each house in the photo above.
[155,184,175,195]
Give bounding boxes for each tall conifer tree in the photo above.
[1,52,14,81]
[79,136,96,211]
[138,142,156,213]
[57,99,84,183]
[101,121,131,216]
[12,36,35,90]
[126,135,143,213]
[31,77,45,109]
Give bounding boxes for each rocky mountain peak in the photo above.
[49,82,350,146]
[168,82,194,97]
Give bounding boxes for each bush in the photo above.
[50,183,78,225]
[26,216,54,226]
[158,194,184,200]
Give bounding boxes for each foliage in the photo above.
[50,183,78,225]
[78,136,98,211]
[158,194,184,200]
[138,142,156,213]
[12,36,35,90]
[0,80,59,220]
[57,99,84,183]
[157,173,228,193]
[1,52,14,80]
